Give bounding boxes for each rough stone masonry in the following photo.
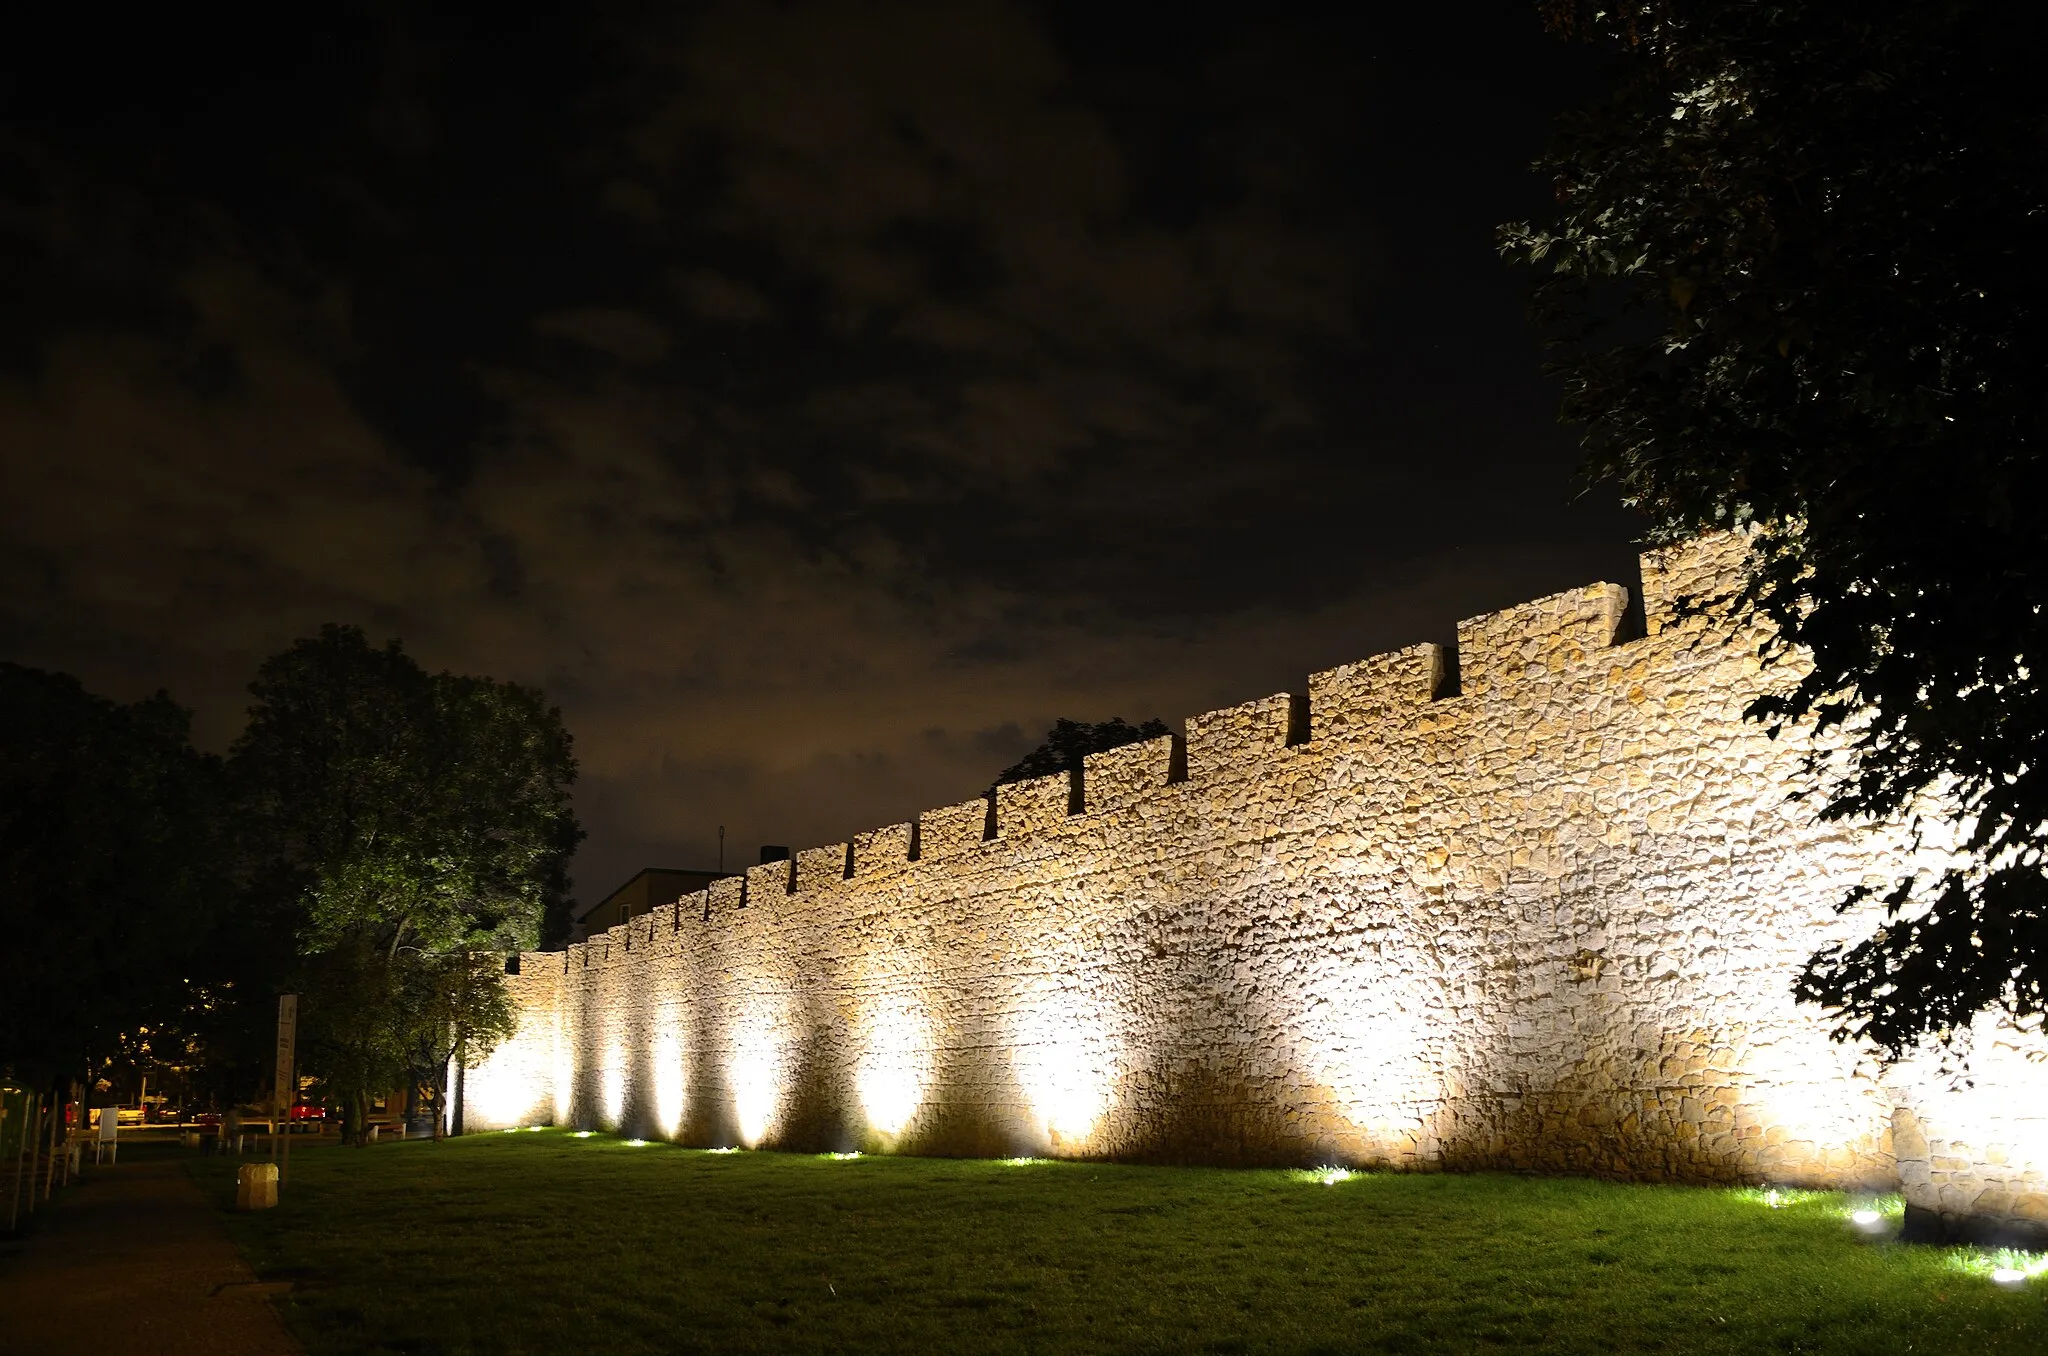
[465,532,2048,1245]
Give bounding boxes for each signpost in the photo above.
[273,994,298,1185]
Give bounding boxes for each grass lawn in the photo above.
[191,1130,2048,1355]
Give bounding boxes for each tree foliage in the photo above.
[233,624,582,958]
[1503,1,2048,1059]
[296,936,417,1141]
[995,716,1172,789]
[232,625,581,1128]
[0,664,228,1086]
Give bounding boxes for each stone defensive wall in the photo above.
[466,532,2048,1244]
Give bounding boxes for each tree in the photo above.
[995,716,1173,789]
[296,936,415,1145]
[231,625,582,1133]
[400,949,517,1140]
[234,626,582,957]
[1502,1,2048,1059]
[0,664,228,1089]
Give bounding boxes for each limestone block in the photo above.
[1308,643,1446,742]
[1973,1188,2015,1216]
[996,773,1073,835]
[1456,584,1630,699]
[919,796,992,859]
[707,875,746,912]
[1186,693,1299,782]
[852,822,914,876]
[1084,735,1178,810]
[794,843,848,893]
[1641,530,1750,636]
[747,858,793,901]
[1891,1108,1929,1161]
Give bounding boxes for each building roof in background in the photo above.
[572,866,732,925]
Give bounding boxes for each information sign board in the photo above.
[274,994,298,1111]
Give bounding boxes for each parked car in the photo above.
[288,1100,333,1132]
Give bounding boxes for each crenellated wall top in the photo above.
[574,531,1756,936]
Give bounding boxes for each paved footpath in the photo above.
[0,1154,300,1355]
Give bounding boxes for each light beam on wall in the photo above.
[730,1020,783,1148]
[465,1049,537,1129]
[1892,1013,2048,1191]
[1741,1030,1891,1178]
[1302,952,1446,1164]
[553,1005,574,1125]
[602,1042,626,1128]
[654,1004,687,1140]
[855,988,933,1138]
[1010,978,1120,1151]
[458,999,550,1130]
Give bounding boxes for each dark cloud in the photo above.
[0,2,1640,899]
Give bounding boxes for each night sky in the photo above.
[1,4,1641,902]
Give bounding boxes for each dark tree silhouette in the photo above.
[1504,1,2048,1059]
[0,665,227,1086]
[995,716,1172,789]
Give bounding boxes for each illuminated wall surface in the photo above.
[464,533,2048,1243]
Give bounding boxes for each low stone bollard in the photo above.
[236,1162,279,1210]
